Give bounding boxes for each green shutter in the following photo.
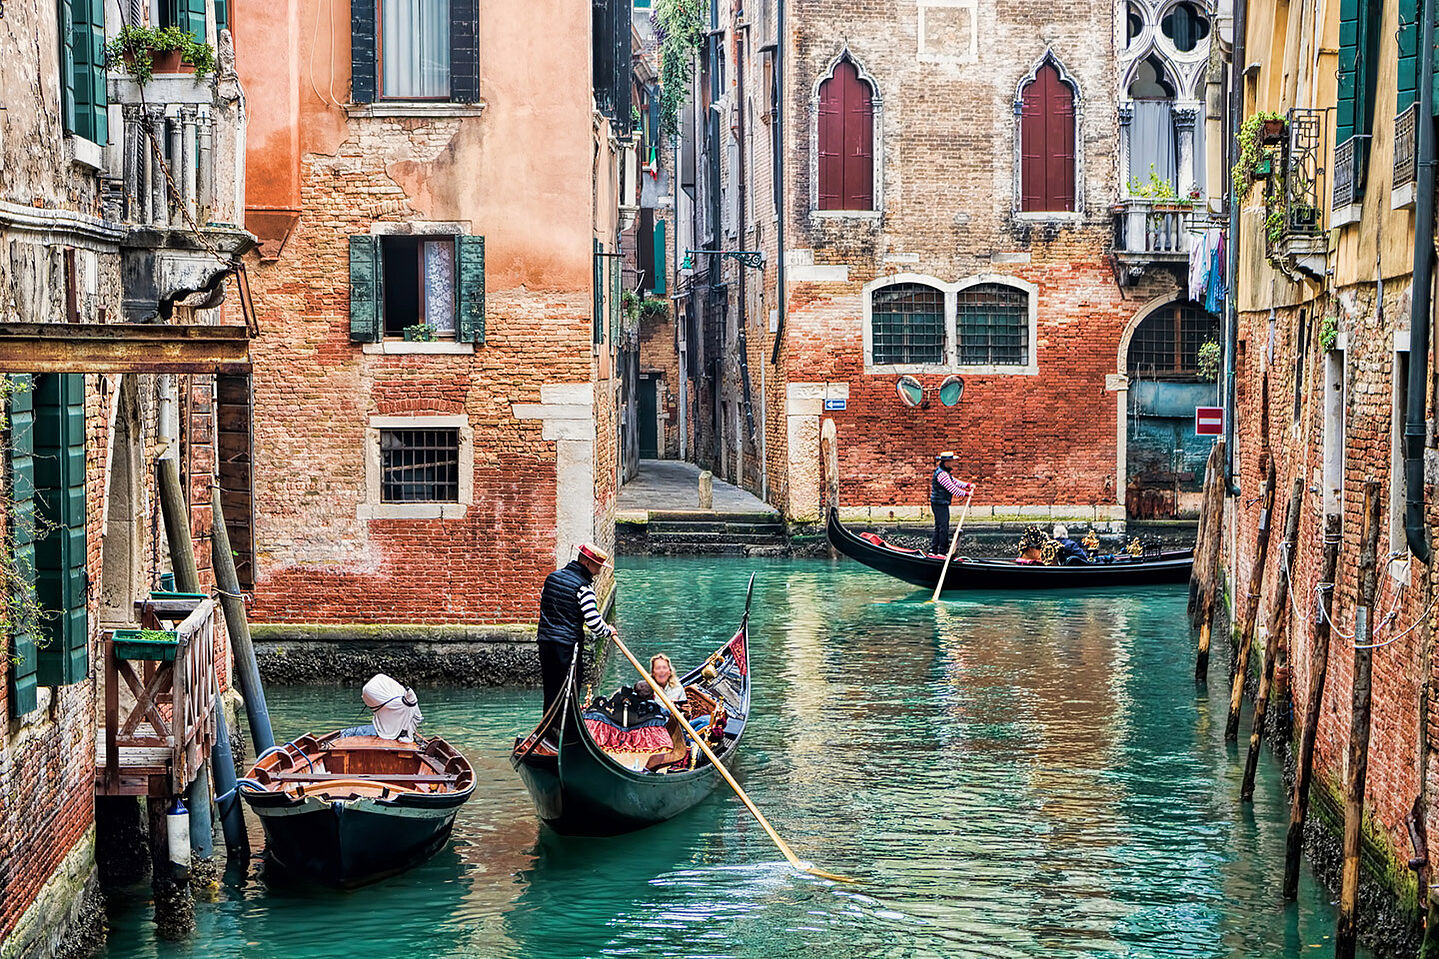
[456,235,486,345]
[1399,0,1418,112]
[184,0,207,43]
[348,236,382,343]
[1337,0,1360,141]
[58,0,77,137]
[610,254,620,342]
[215,0,228,31]
[653,220,666,295]
[593,240,603,344]
[64,0,108,144]
[33,374,87,688]
[7,376,39,716]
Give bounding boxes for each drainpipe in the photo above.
[769,0,785,366]
[1222,0,1248,495]
[1407,0,1436,563]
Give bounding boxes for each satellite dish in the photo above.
[939,375,965,407]
[897,375,924,408]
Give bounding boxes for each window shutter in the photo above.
[1045,69,1076,211]
[7,376,39,716]
[215,0,229,32]
[1020,82,1045,211]
[842,64,874,210]
[351,0,378,104]
[593,240,604,343]
[34,374,87,687]
[183,0,206,43]
[1337,0,1360,141]
[653,220,666,295]
[611,252,621,342]
[456,235,486,345]
[817,74,843,210]
[1398,0,1418,111]
[449,0,479,103]
[348,235,382,343]
[69,0,108,144]
[59,0,77,136]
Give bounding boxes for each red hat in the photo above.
[577,542,612,567]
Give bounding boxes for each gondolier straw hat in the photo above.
[935,451,957,461]
[577,542,612,567]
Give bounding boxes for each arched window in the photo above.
[1019,63,1076,212]
[1127,301,1220,378]
[957,284,1029,365]
[871,283,944,365]
[817,58,874,211]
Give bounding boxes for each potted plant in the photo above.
[106,24,216,86]
[1232,111,1286,197]
[402,323,438,342]
[639,296,669,321]
[1196,339,1221,382]
[1261,116,1288,144]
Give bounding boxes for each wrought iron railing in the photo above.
[1283,108,1325,237]
[1395,103,1418,191]
[1332,137,1356,210]
[1113,199,1192,257]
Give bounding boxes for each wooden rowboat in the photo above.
[239,731,474,886]
[828,508,1194,590]
[511,575,754,837]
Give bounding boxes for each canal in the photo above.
[102,556,1365,958]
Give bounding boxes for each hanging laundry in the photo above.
[1189,228,1211,302]
[1204,231,1226,313]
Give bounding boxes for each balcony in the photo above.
[1394,104,1418,207]
[109,69,255,323]
[1269,108,1327,278]
[1332,137,1357,213]
[1112,199,1193,268]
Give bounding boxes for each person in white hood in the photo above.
[361,673,423,740]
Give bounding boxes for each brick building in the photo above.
[1219,0,1439,945]
[1,0,250,952]
[662,0,1221,527]
[236,0,637,635]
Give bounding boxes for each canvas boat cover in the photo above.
[362,673,423,740]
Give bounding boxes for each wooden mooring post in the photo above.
[1189,443,1222,626]
[1196,438,1227,681]
[1241,478,1304,800]
[1283,512,1341,900]
[1226,454,1276,741]
[1335,481,1383,958]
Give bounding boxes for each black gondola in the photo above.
[828,508,1194,590]
[510,575,754,837]
[238,731,474,887]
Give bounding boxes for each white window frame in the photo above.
[360,414,474,520]
[1321,338,1347,517]
[1011,50,1085,223]
[1390,331,1411,577]
[861,273,1038,375]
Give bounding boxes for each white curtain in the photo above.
[1130,101,1177,191]
[383,0,450,99]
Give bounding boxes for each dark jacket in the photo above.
[537,560,591,647]
[931,466,953,506]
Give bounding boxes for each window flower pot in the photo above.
[112,629,180,662]
[1261,119,1287,145]
[1252,156,1273,180]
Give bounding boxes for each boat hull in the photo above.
[246,792,464,886]
[827,509,1194,590]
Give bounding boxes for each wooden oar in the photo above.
[929,486,975,602]
[608,632,854,884]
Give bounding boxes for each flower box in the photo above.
[1261,119,1287,144]
[112,629,180,662]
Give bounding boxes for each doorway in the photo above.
[639,375,659,459]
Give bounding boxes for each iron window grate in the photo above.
[957,285,1028,365]
[380,429,460,503]
[871,283,944,365]
[1128,303,1220,377]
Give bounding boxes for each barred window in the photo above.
[1127,302,1220,378]
[380,429,460,502]
[871,283,945,365]
[957,284,1029,365]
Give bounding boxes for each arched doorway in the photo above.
[1123,300,1220,519]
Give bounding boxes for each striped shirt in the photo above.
[577,584,616,638]
[935,471,973,498]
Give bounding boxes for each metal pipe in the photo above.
[769,0,786,366]
[1406,0,1435,563]
[1223,0,1248,495]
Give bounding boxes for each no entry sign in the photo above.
[1195,406,1224,436]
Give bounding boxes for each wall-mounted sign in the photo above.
[824,398,847,411]
[1195,406,1224,436]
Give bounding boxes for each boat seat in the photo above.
[265,772,458,783]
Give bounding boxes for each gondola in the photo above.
[828,508,1194,590]
[510,575,754,837]
[238,730,474,887]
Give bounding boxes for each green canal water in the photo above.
[102,556,1366,958]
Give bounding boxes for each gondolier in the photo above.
[537,542,617,714]
[930,452,974,554]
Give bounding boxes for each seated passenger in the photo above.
[647,653,688,708]
[1051,525,1093,566]
[1016,526,1047,564]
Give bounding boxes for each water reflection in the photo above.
[101,558,1364,959]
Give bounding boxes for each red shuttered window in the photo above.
[1019,64,1076,213]
[817,59,874,211]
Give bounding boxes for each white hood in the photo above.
[362,674,423,740]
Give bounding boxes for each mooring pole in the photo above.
[1189,445,1218,625]
[1241,477,1304,799]
[1197,438,1228,681]
[208,703,247,855]
[1284,512,1341,899]
[1226,454,1276,740]
[1336,481,1383,958]
[212,491,275,754]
